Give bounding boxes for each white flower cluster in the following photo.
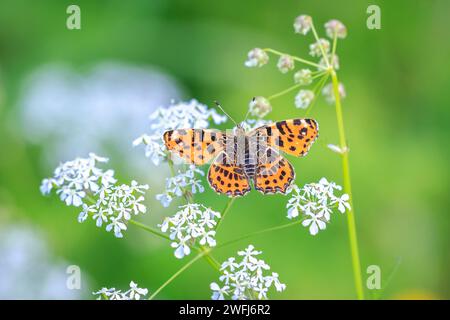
[245,15,348,111]
[79,180,149,238]
[210,245,286,300]
[156,165,205,207]
[286,178,350,235]
[93,281,148,300]
[159,204,221,259]
[41,153,149,238]
[133,99,227,165]
[40,153,116,206]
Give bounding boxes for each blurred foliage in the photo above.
[0,0,449,299]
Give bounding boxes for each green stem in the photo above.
[128,219,171,241]
[200,246,221,271]
[267,72,326,101]
[310,23,330,67]
[268,83,303,101]
[216,220,303,249]
[330,69,364,300]
[148,251,206,300]
[263,48,320,68]
[215,198,235,231]
[304,73,329,117]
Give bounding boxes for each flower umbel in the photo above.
[156,165,205,207]
[286,178,351,235]
[210,245,286,300]
[41,153,149,238]
[159,203,221,259]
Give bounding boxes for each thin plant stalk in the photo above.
[148,251,207,300]
[330,69,364,300]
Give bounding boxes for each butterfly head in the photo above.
[233,123,247,135]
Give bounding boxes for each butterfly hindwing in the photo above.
[163,129,224,165]
[255,119,319,157]
[254,150,295,194]
[207,152,251,197]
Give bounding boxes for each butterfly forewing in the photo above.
[163,128,224,165]
[253,119,319,157]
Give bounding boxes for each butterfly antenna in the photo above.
[242,97,255,123]
[214,100,238,127]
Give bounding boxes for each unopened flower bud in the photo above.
[277,55,295,73]
[249,96,272,118]
[294,69,312,85]
[244,48,269,67]
[324,19,347,39]
[322,82,346,104]
[309,38,330,57]
[295,90,314,109]
[294,15,312,35]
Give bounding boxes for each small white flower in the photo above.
[302,212,327,235]
[93,282,149,300]
[40,178,54,195]
[265,273,286,292]
[106,217,127,238]
[293,15,312,35]
[277,55,295,73]
[210,245,286,300]
[334,193,351,213]
[127,281,149,300]
[244,48,269,67]
[156,166,205,207]
[93,208,108,227]
[286,178,349,235]
[171,235,192,259]
[58,188,86,207]
[295,90,315,109]
[324,19,347,39]
[160,203,221,258]
[210,282,230,300]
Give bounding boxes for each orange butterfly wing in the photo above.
[163,129,224,165]
[254,119,319,157]
[207,152,251,197]
[254,148,295,194]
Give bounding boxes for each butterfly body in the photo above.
[163,119,319,197]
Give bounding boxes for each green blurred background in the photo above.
[0,0,448,299]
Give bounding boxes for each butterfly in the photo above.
[163,118,319,197]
